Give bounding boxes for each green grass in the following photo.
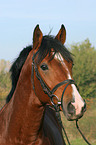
[71,138,88,145]
[71,137,96,145]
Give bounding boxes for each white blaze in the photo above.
[68,74,84,115]
[55,53,85,115]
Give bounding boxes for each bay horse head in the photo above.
[31,24,86,121]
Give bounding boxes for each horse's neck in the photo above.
[0,54,46,144]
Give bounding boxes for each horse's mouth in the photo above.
[62,105,86,121]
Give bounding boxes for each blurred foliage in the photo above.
[0,66,11,107]
[0,59,10,72]
[70,39,96,98]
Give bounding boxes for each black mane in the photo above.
[6,45,32,102]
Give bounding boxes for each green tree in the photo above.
[0,59,10,72]
[0,60,11,107]
[70,39,96,98]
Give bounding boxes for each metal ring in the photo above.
[51,94,61,106]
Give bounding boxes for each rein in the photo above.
[31,54,91,145]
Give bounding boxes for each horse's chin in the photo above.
[65,112,84,121]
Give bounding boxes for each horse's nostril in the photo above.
[67,102,75,115]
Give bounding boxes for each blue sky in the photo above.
[0,0,96,62]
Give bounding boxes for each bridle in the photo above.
[31,53,77,109]
[31,53,91,145]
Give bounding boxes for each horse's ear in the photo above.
[33,25,43,49]
[55,24,66,44]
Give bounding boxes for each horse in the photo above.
[6,45,65,145]
[0,24,86,145]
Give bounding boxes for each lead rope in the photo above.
[76,120,91,145]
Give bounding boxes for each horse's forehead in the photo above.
[54,53,63,61]
[54,53,70,70]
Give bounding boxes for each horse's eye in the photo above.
[40,64,48,71]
